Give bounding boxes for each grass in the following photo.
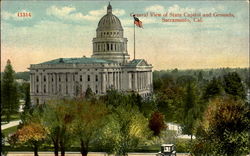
[2,125,18,137]
[1,113,21,124]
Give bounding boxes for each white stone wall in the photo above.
[30,62,153,105]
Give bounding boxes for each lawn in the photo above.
[1,113,21,124]
[2,125,18,137]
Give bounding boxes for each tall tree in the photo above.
[72,98,108,156]
[101,104,151,156]
[1,59,19,122]
[42,99,74,156]
[23,83,31,112]
[198,71,203,82]
[149,111,167,136]
[223,72,246,99]
[181,82,200,141]
[203,77,222,100]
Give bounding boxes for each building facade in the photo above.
[29,3,153,105]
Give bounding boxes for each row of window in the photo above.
[99,31,120,37]
[36,84,99,94]
[95,43,124,52]
[36,75,98,82]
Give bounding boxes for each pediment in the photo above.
[137,60,149,66]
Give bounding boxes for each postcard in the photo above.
[1,0,249,156]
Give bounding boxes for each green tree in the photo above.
[1,59,19,122]
[85,87,94,99]
[42,99,74,156]
[23,83,31,112]
[203,77,222,100]
[103,104,151,156]
[71,98,108,156]
[197,71,203,82]
[223,72,246,99]
[192,96,250,155]
[181,82,200,141]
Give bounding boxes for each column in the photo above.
[134,72,138,91]
[39,74,42,93]
[30,74,34,93]
[117,72,120,90]
[46,73,49,94]
[102,73,106,93]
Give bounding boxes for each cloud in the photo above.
[46,5,125,22]
[168,4,195,13]
[47,6,97,21]
[89,6,125,17]
[1,10,32,21]
[145,5,165,13]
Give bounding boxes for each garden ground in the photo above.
[6,152,190,156]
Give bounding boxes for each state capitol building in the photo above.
[29,3,153,105]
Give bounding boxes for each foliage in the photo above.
[203,77,222,100]
[23,83,31,111]
[148,130,177,146]
[97,95,152,156]
[42,99,75,156]
[175,138,191,153]
[71,98,108,156]
[149,112,166,136]
[1,60,19,122]
[180,82,200,140]
[85,87,94,99]
[192,96,250,155]
[15,122,47,156]
[15,71,30,81]
[223,72,246,99]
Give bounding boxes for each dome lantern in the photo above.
[107,2,112,14]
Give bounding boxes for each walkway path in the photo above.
[6,152,190,156]
[1,120,21,130]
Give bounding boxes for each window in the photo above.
[107,44,109,51]
[66,85,68,94]
[111,44,113,50]
[96,75,98,81]
[44,76,46,82]
[52,77,54,82]
[80,75,82,82]
[36,85,39,93]
[96,85,98,94]
[44,85,46,93]
[88,75,90,81]
[73,75,75,81]
[59,76,61,82]
[66,76,68,82]
[36,76,39,82]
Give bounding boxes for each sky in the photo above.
[1,0,249,72]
